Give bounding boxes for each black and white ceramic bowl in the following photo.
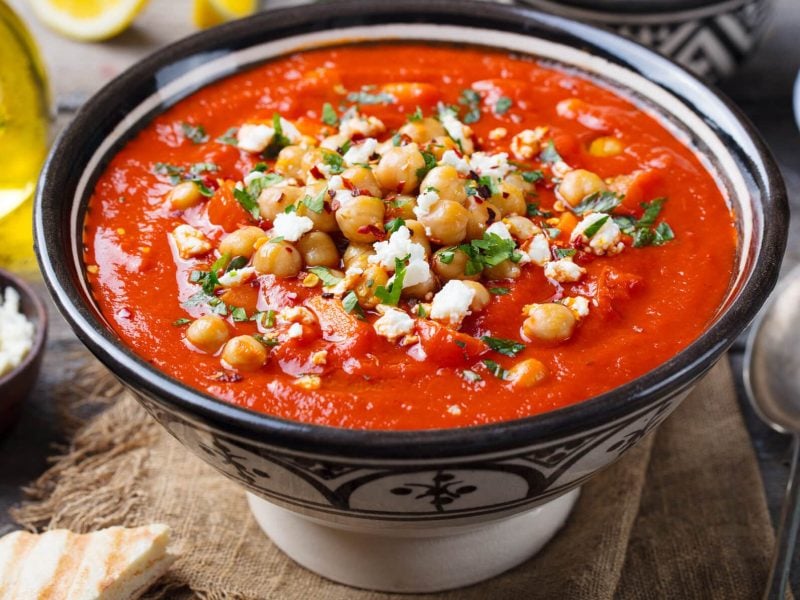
[35,0,787,592]
[518,0,775,81]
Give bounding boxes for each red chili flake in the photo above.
[321,292,334,299]
[341,177,356,190]
[310,165,324,180]
[201,175,219,191]
[357,224,385,239]
[210,370,243,383]
[394,181,406,194]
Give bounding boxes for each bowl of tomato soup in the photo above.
[35,0,787,592]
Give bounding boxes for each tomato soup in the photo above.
[83,43,737,430]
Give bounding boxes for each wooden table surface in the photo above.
[1,0,799,592]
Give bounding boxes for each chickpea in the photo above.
[483,259,521,281]
[421,166,467,205]
[274,145,306,180]
[432,248,480,281]
[557,169,607,207]
[385,194,417,220]
[423,136,459,160]
[404,219,431,258]
[402,275,437,300]
[296,182,338,232]
[168,181,204,210]
[507,358,548,388]
[219,226,267,259]
[505,172,536,196]
[374,144,426,194]
[252,240,303,277]
[398,117,447,144]
[354,264,389,309]
[460,281,491,312]
[258,185,303,222]
[504,216,537,241]
[186,315,230,354]
[343,243,374,269]
[522,303,577,343]
[589,136,623,157]
[465,198,501,241]
[335,195,385,243]
[296,231,339,268]
[491,179,527,216]
[420,200,469,245]
[342,166,382,198]
[221,335,268,371]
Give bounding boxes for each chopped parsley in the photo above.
[438,248,456,265]
[582,215,610,239]
[480,336,525,357]
[322,102,339,126]
[172,318,191,327]
[254,334,280,347]
[216,127,238,146]
[489,287,510,295]
[308,266,343,287]
[233,187,261,220]
[494,96,512,115]
[522,170,545,184]
[573,191,623,216]
[553,247,576,259]
[322,151,345,175]
[417,304,428,317]
[233,171,283,219]
[461,231,520,274]
[526,202,552,218]
[385,217,406,234]
[483,359,509,380]
[408,106,424,122]
[539,140,562,164]
[346,86,396,105]
[263,113,291,158]
[153,162,185,184]
[226,256,249,272]
[189,252,229,295]
[416,150,437,180]
[628,198,675,247]
[231,306,248,322]
[300,185,327,213]
[342,290,365,317]
[458,89,481,124]
[375,257,407,306]
[181,122,209,144]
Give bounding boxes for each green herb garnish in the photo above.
[408,106,424,122]
[346,87,396,105]
[231,306,248,322]
[322,102,339,126]
[494,96,512,115]
[322,151,345,175]
[308,266,344,287]
[480,336,525,357]
[582,215,610,239]
[172,318,191,326]
[553,247,576,259]
[342,290,365,317]
[375,257,407,306]
[526,202,552,218]
[385,218,406,234]
[489,287,510,295]
[483,359,509,380]
[539,140,562,164]
[573,191,623,216]
[416,150,437,180]
[216,127,238,145]
[300,185,327,213]
[458,89,481,124]
[181,122,209,144]
[522,170,545,184]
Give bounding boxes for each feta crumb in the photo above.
[327,175,353,205]
[510,127,547,160]
[526,234,551,267]
[488,127,508,140]
[237,124,274,153]
[469,151,512,179]
[544,258,586,283]
[369,227,431,288]
[218,266,257,288]
[339,111,386,139]
[294,374,321,390]
[0,287,34,377]
[485,221,513,241]
[447,404,463,416]
[430,280,476,327]
[562,296,590,319]
[440,109,474,154]
[373,305,415,341]
[571,213,624,256]
[286,322,304,339]
[413,187,440,220]
[271,212,314,242]
[439,150,470,175]
[343,137,378,166]
[171,224,212,259]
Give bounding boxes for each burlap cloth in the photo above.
[10,357,779,599]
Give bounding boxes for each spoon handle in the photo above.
[765,435,800,600]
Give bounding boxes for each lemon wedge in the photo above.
[28,0,150,42]
[193,0,256,28]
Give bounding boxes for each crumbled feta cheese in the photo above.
[326,174,353,206]
[218,266,257,288]
[562,296,590,319]
[343,137,378,166]
[278,306,317,325]
[369,226,431,288]
[510,127,547,160]
[430,280,476,327]
[171,224,212,259]
[271,212,314,242]
[526,234,551,267]
[0,287,34,377]
[278,118,302,143]
[413,187,440,220]
[237,124,274,153]
[286,322,304,339]
[339,111,386,139]
[469,152,512,179]
[294,374,321,390]
[488,127,508,140]
[439,150,470,175]
[544,258,586,283]
[440,109,474,154]
[571,213,624,256]
[447,404,463,416]
[485,221,513,241]
[373,305,415,341]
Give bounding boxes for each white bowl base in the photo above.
[247,488,580,593]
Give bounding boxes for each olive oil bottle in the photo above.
[0,1,49,271]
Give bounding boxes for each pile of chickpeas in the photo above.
[170,108,620,381]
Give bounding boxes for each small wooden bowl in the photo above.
[0,270,48,435]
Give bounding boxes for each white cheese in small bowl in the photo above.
[0,286,35,378]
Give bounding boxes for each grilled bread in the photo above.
[0,524,174,599]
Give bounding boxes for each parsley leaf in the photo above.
[573,191,623,216]
[322,102,339,126]
[343,290,365,317]
[375,257,407,306]
[526,202,552,218]
[385,218,406,234]
[416,150,437,180]
[263,113,291,158]
[408,106,424,122]
[539,140,562,164]
[346,87,396,105]
[582,215,610,239]
[631,198,674,247]
[483,359,509,380]
[322,151,345,175]
[308,266,343,287]
[172,318,191,326]
[469,232,517,267]
[522,170,545,184]
[458,89,481,124]
[553,247,576,259]
[653,221,675,245]
[233,187,261,220]
[480,336,525,357]
[231,306,248,322]
[181,122,209,144]
[216,127,238,145]
[153,162,185,184]
[489,287,510,295]
[494,96,512,115]
[300,185,327,213]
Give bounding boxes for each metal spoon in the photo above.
[744,264,800,600]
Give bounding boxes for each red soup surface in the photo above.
[83,43,737,430]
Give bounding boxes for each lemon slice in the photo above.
[193,0,256,28]
[28,0,150,42]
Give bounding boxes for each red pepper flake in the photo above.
[211,370,243,383]
[357,224,385,239]
[310,165,324,180]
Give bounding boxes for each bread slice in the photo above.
[0,524,175,599]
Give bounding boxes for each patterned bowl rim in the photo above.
[35,0,788,460]
[516,0,766,19]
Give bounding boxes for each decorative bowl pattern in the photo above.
[34,0,787,589]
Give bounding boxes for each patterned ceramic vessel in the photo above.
[35,0,787,592]
[517,0,775,80]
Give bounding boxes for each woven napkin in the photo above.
[11,356,776,599]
